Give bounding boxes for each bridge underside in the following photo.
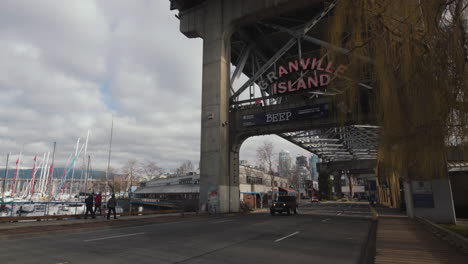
[227,2,378,162]
[172,0,378,214]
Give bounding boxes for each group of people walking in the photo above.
[84,192,118,220]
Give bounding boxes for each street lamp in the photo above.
[342,170,352,199]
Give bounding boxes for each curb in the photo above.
[416,217,468,254]
[357,218,377,264]
[355,205,378,264]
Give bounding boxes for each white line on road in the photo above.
[211,220,234,224]
[252,221,271,226]
[275,231,300,242]
[321,218,331,223]
[83,232,145,242]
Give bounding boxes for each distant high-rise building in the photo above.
[278,150,292,178]
[309,155,320,181]
[239,160,250,166]
[296,155,308,168]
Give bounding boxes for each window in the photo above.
[179,178,192,184]
[247,176,263,185]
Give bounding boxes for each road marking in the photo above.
[321,218,331,223]
[275,231,300,242]
[211,219,234,224]
[252,221,270,226]
[83,232,145,242]
[337,212,342,215]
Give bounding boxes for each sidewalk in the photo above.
[373,204,406,217]
[0,212,198,240]
[375,217,467,263]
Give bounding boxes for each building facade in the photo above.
[309,154,320,181]
[239,165,289,208]
[278,150,292,178]
[134,166,290,210]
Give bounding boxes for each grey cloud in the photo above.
[0,0,310,174]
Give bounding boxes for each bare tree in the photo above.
[256,141,276,201]
[106,167,121,194]
[96,166,117,194]
[177,160,194,176]
[140,160,163,180]
[288,165,300,190]
[121,159,140,192]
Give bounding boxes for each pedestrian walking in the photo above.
[94,192,102,216]
[107,194,117,220]
[84,194,95,219]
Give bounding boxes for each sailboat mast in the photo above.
[105,117,114,201]
[37,153,45,197]
[80,130,90,193]
[2,153,10,201]
[33,155,44,198]
[69,138,80,198]
[29,154,37,198]
[42,152,50,196]
[46,142,56,197]
[84,155,90,194]
[11,152,21,197]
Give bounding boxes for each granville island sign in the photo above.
[257,57,348,95]
[241,57,345,127]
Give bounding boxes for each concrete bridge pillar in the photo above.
[198,0,238,213]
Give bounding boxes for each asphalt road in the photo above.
[0,202,372,264]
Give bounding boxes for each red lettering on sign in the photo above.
[319,74,331,86]
[300,58,310,70]
[297,78,307,90]
[288,60,299,73]
[278,65,288,78]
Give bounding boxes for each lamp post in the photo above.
[342,170,352,199]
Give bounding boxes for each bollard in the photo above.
[138,206,143,216]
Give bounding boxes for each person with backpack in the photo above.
[94,192,102,216]
[107,194,117,220]
[84,194,95,219]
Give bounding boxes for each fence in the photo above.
[0,201,86,219]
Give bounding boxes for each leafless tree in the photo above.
[177,160,194,176]
[140,160,163,180]
[256,141,276,201]
[121,159,140,191]
[288,165,300,190]
[107,167,122,194]
[96,166,118,195]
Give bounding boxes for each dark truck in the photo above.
[270,195,298,215]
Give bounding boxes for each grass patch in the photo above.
[440,224,468,238]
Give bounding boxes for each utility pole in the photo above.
[2,153,10,202]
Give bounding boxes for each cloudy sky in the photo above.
[0,0,311,173]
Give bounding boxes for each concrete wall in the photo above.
[413,178,457,224]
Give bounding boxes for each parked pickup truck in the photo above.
[270,195,298,215]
